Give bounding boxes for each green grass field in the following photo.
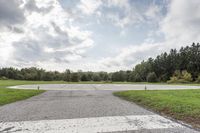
[114,89,200,128]
[0,80,49,106]
[1,79,200,86]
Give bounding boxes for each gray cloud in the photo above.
[7,26,24,33]
[0,0,25,26]
[24,0,53,14]
[12,38,74,64]
[12,31,85,64]
[0,0,94,70]
[11,20,91,65]
[12,39,44,62]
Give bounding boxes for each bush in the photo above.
[147,72,158,82]
[195,75,200,83]
[173,70,182,79]
[167,70,192,83]
[0,76,8,80]
[134,74,142,82]
[167,76,178,83]
[160,74,169,82]
[71,73,79,82]
[182,70,192,82]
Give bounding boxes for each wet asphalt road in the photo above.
[0,84,199,132]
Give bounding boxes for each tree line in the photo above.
[0,67,132,82]
[131,42,200,83]
[0,43,200,83]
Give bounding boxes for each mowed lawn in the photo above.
[0,80,62,106]
[114,89,200,128]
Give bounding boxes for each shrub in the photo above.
[174,70,182,79]
[147,72,158,82]
[196,75,200,83]
[167,76,178,83]
[0,76,8,80]
[167,70,192,83]
[134,74,142,82]
[182,70,192,82]
[71,73,79,82]
[160,74,169,82]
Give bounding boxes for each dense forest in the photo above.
[0,43,200,83]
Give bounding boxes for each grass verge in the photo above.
[1,79,200,85]
[114,89,200,128]
[0,80,46,106]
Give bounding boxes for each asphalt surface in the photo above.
[0,90,154,122]
[0,84,200,132]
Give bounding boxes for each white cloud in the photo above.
[99,43,161,70]
[161,0,200,45]
[106,0,129,9]
[101,0,163,29]
[0,0,94,69]
[76,0,144,28]
[106,12,141,28]
[145,4,162,21]
[1,0,200,72]
[103,0,143,28]
[77,0,102,15]
[100,0,200,71]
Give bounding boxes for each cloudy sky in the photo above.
[0,0,200,72]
